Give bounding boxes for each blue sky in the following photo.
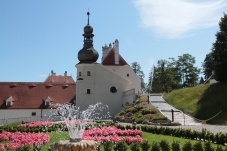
[0,0,226,82]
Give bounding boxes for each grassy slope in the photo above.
[163,81,227,125]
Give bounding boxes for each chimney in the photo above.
[114,39,119,64]
[102,43,112,62]
[64,71,67,83]
[51,70,54,82]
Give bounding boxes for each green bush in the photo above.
[114,140,128,151]
[103,140,114,151]
[159,140,170,151]
[204,141,214,151]
[216,145,224,151]
[141,108,156,114]
[151,142,160,151]
[141,139,150,151]
[193,141,203,151]
[171,141,181,151]
[130,141,141,151]
[182,141,192,151]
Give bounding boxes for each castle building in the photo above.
[75,12,141,117]
[0,12,141,121]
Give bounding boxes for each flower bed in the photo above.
[83,126,143,144]
[0,131,50,150]
[19,121,53,128]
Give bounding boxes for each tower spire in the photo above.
[87,11,90,25]
[77,11,99,64]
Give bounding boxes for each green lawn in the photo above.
[40,131,223,150]
[164,81,227,125]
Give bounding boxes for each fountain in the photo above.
[47,102,110,151]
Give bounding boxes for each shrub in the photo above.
[182,141,192,151]
[151,142,160,151]
[193,141,203,151]
[130,141,141,151]
[171,141,181,151]
[141,139,150,151]
[204,141,214,151]
[103,140,114,151]
[216,145,224,151]
[159,139,170,151]
[114,140,128,151]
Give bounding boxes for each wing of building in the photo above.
[0,71,76,122]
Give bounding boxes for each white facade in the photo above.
[76,38,141,117]
[76,63,141,117]
[0,109,51,121]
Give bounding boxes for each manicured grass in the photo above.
[40,132,69,150]
[142,132,219,148]
[40,131,222,150]
[164,81,227,125]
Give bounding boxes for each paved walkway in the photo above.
[149,94,202,126]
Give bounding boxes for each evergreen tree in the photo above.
[202,52,215,80]
[211,13,227,64]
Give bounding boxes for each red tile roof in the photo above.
[102,48,128,66]
[0,82,76,109]
[44,75,75,83]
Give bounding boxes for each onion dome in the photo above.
[78,12,99,64]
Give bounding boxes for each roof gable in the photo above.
[102,48,128,66]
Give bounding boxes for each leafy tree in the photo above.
[202,52,215,80]
[152,60,178,93]
[131,62,145,92]
[176,54,200,87]
[151,54,200,92]
[211,13,227,64]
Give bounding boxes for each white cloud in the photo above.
[133,0,227,39]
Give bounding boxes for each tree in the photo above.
[202,52,215,80]
[146,66,154,93]
[152,60,178,93]
[152,54,200,93]
[211,13,227,81]
[176,54,200,87]
[131,62,145,92]
[211,13,227,64]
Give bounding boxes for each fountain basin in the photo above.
[52,140,99,151]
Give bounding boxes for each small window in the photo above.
[31,112,36,116]
[44,97,52,106]
[87,89,91,94]
[45,101,50,106]
[87,71,91,76]
[6,96,14,106]
[6,101,12,106]
[127,74,129,77]
[79,72,82,76]
[110,86,117,93]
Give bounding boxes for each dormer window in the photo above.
[6,96,14,106]
[44,97,52,106]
